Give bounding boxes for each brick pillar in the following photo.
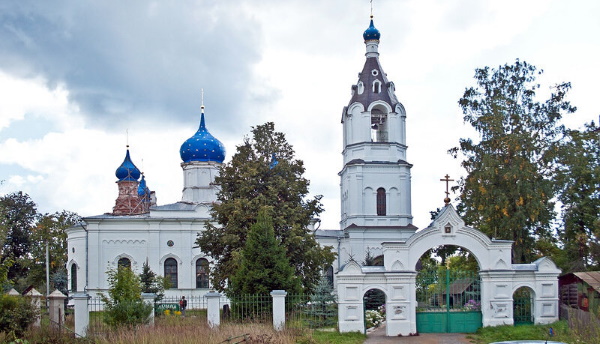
[271,290,287,331]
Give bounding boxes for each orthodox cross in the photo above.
[440,174,454,206]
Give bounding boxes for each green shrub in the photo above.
[0,294,39,338]
[101,266,152,327]
[103,299,153,328]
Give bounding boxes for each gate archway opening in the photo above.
[513,287,535,325]
[415,245,482,333]
[363,288,386,332]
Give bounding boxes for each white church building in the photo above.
[66,16,561,335]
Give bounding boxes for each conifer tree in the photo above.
[139,260,168,301]
[305,275,337,328]
[230,207,301,295]
[197,122,335,293]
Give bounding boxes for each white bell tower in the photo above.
[339,17,413,230]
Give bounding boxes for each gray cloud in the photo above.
[0,1,267,132]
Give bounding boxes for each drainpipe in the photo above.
[78,222,89,293]
[337,236,341,271]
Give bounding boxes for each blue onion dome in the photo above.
[180,111,226,163]
[363,17,381,41]
[115,146,141,181]
[137,174,150,197]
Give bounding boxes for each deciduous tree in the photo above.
[450,60,575,263]
[0,192,37,283]
[555,122,600,271]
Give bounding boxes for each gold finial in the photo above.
[440,174,455,206]
[201,88,205,113]
[370,0,373,18]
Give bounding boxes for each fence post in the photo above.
[141,293,156,326]
[72,293,89,337]
[205,291,221,328]
[271,290,287,331]
[25,288,43,327]
[48,289,67,329]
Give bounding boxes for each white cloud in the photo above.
[1,0,599,230]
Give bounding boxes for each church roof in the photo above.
[347,18,402,111]
[363,18,381,41]
[180,111,226,164]
[115,147,141,182]
[348,57,400,109]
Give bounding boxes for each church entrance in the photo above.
[513,287,534,325]
[416,268,482,333]
[363,288,386,334]
[415,246,482,333]
[336,205,561,336]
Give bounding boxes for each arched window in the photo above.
[196,258,210,289]
[118,257,131,269]
[373,80,381,93]
[377,188,386,216]
[326,265,334,286]
[70,264,77,291]
[164,258,178,288]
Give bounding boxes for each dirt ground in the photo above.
[363,324,474,344]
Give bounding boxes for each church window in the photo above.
[118,257,131,269]
[71,264,77,291]
[196,258,210,289]
[373,80,381,93]
[371,69,379,76]
[377,188,386,216]
[357,81,364,94]
[326,265,334,286]
[164,258,178,288]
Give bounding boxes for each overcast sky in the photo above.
[0,0,598,230]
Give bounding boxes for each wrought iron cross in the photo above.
[440,174,454,206]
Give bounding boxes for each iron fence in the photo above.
[87,296,110,338]
[285,294,337,330]
[222,294,272,323]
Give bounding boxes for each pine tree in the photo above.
[139,260,167,301]
[305,275,337,328]
[230,207,301,295]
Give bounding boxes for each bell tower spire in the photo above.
[339,17,413,231]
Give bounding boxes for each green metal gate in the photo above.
[513,288,533,325]
[416,268,482,333]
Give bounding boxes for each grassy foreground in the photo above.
[469,320,599,344]
[1,316,366,344]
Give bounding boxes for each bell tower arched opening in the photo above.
[370,107,388,142]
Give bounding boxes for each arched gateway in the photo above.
[337,205,561,336]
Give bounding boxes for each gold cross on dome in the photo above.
[440,174,454,206]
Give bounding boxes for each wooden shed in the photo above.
[559,271,600,312]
